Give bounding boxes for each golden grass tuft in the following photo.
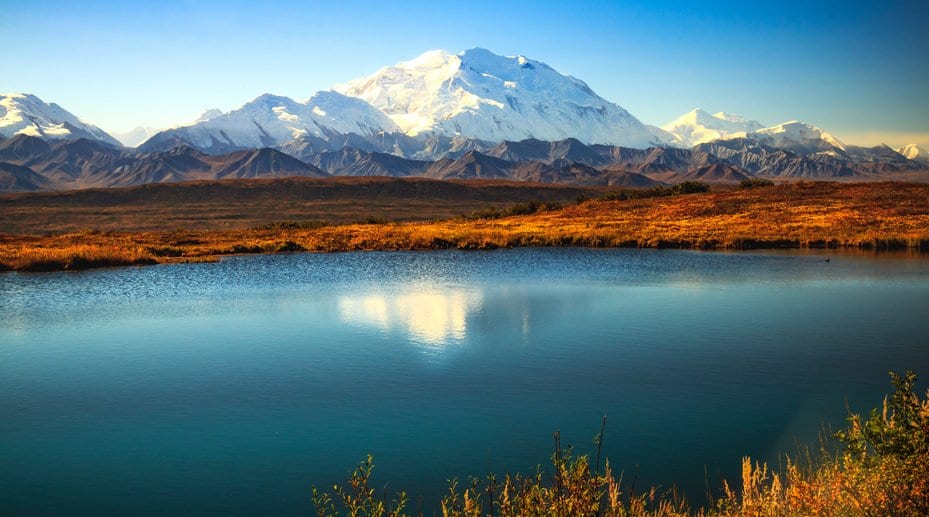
[0,235,157,271]
[313,372,929,516]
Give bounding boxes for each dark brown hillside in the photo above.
[425,151,514,179]
[205,148,328,179]
[0,162,52,192]
[306,148,431,177]
[647,163,753,184]
[0,176,604,233]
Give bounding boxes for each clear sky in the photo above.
[3,0,927,146]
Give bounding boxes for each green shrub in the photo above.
[356,217,389,225]
[469,199,562,220]
[671,181,710,195]
[255,220,329,230]
[602,182,709,202]
[468,208,504,220]
[739,178,775,189]
[312,455,407,517]
[834,371,929,515]
[507,201,542,216]
[312,372,929,516]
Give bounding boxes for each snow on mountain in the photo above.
[713,112,757,125]
[754,121,846,150]
[112,126,160,147]
[194,109,223,123]
[303,90,400,137]
[161,94,309,150]
[144,91,400,153]
[334,48,672,148]
[0,93,121,146]
[898,144,929,162]
[661,108,764,147]
[720,120,846,154]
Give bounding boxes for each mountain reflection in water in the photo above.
[338,290,483,347]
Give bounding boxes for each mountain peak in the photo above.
[194,109,223,124]
[3,92,32,100]
[248,93,299,107]
[406,49,458,67]
[334,48,669,147]
[457,47,545,73]
[112,126,160,147]
[713,112,752,124]
[662,108,763,147]
[0,93,121,146]
[459,47,496,58]
[713,120,847,156]
[142,89,398,153]
[754,121,846,151]
[898,143,929,162]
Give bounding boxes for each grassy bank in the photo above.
[313,372,929,516]
[2,181,929,271]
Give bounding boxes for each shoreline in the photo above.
[3,180,929,272]
[3,237,927,274]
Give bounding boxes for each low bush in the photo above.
[312,371,929,516]
[275,240,306,253]
[356,217,389,225]
[469,200,563,220]
[671,181,711,195]
[255,220,329,230]
[739,178,775,189]
[602,182,710,202]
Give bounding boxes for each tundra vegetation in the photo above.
[312,371,928,516]
[2,181,929,272]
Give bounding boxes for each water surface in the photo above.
[2,248,928,514]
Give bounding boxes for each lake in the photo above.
[2,248,928,515]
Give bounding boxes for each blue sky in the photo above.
[3,0,927,146]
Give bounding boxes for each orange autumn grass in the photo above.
[314,372,929,516]
[2,181,929,272]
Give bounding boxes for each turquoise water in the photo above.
[2,248,928,515]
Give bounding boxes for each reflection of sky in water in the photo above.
[2,248,929,515]
[338,290,483,347]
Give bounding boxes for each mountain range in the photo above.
[0,136,326,191]
[3,130,924,193]
[1,48,926,192]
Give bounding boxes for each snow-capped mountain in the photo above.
[334,48,672,148]
[141,91,399,154]
[720,121,846,155]
[898,144,929,163]
[112,126,160,147]
[194,109,223,123]
[661,108,764,147]
[0,93,121,146]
